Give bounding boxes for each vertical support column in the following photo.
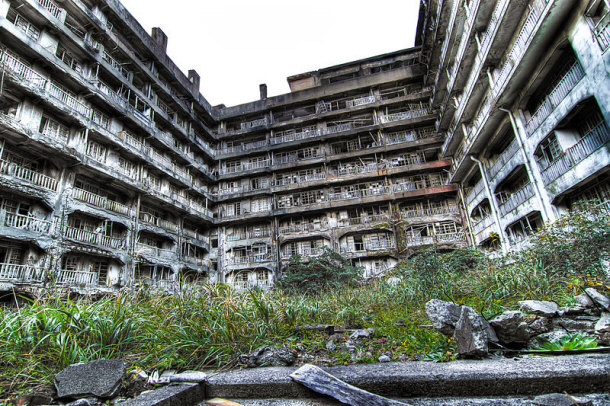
[502,108,556,222]
[471,156,510,253]
[458,185,477,248]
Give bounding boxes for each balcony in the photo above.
[340,241,394,256]
[281,247,324,259]
[183,256,207,267]
[487,139,521,181]
[379,105,431,124]
[36,0,64,20]
[102,51,131,80]
[231,279,272,291]
[278,223,328,235]
[0,263,44,283]
[473,214,495,235]
[219,140,268,154]
[270,128,321,145]
[72,188,131,216]
[273,171,326,188]
[540,121,610,185]
[64,226,125,250]
[401,203,459,220]
[337,214,390,228]
[56,270,97,287]
[0,160,58,191]
[525,61,586,136]
[221,159,270,175]
[465,179,486,206]
[2,212,53,234]
[498,183,535,216]
[139,213,179,233]
[405,232,466,247]
[135,243,176,259]
[225,254,274,266]
[590,10,610,51]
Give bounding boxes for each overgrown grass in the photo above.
[0,202,608,399]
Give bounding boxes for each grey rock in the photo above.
[378,355,391,363]
[532,393,593,406]
[528,330,569,349]
[239,346,297,368]
[55,359,126,399]
[425,299,462,336]
[170,371,207,383]
[325,340,337,351]
[66,398,98,406]
[585,288,610,311]
[453,306,491,359]
[595,313,610,334]
[596,331,610,346]
[553,316,597,332]
[558,305,587,316]
[518,300,558,317]
[575,293,595,308]
[489,311,530,345]
[349,328,373,339]
[527,317,553,335]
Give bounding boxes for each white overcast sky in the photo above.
[119,0,421,107]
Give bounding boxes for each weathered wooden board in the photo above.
[290,364,409,406]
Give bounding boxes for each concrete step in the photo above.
[200,354,610,404]
[201,394,610,405]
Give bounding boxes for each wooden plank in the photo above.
[290,364,409,406]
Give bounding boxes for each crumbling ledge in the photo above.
[204,354,610,400]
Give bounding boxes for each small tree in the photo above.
[277,247,364,294]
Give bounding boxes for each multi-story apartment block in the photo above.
[0,0,607,293]
[419,0,610,252]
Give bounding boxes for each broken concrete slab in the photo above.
[122,383,205,406]
[453,306,494,358]
[204,354,610,399]
[54,359,126,399]
[518,301,559,317]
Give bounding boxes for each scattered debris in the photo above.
[290,364,408,406]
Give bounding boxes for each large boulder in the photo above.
[489,311,530,345]
[575,293,595,308]
[55,359,126,399]
[585,288,610,312]
[425,299,462,336]
[595,313,610,345]
[454,306,496,359]
[518,300,559,317]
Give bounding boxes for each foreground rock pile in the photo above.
[426,288,610,358]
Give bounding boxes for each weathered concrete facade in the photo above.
[0,0,607,293]
[420,0,610,252]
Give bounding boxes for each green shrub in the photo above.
[276,247,364,294]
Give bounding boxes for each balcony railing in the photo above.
[340,241,394,255]
[379,106,431,123]
[56,270,97,286]
[273,171,326,187]
[540,121,610,185]
[139,213,179,232]
[401,203,459,219]
[499,183,535,216]
[525,61,585,136]
[36,0,63,20]
[278,223,328,234]
[1,49,46,86]
[487,138,521,181]
[225,254,273,265]
[135,243,176,258]
[240,117,268,130]
[0,263,44,283]
[72,188,131,216]
[270,128,321,145]
[281,247,324,259]
[64,226,125,250]
[465,179,486,205]
[405,232,465,247]
[591,10,610,51]
[231,280,273,290]
[2,212,52,233]
[183,256,207,266]
[0,160,58,191]
[102,51,131,80]
[48,83,91,117]
[473,214,495,235]
[337,214,390,227]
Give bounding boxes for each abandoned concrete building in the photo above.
[0,0,607,293]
